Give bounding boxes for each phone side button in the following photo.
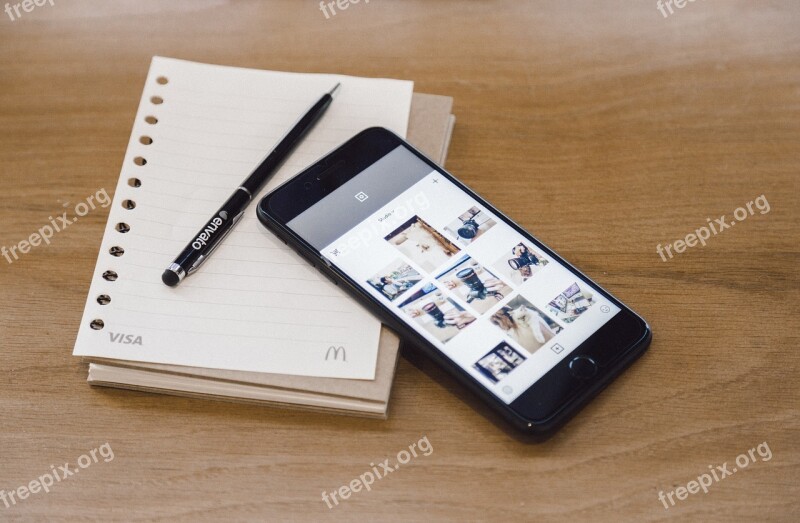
[568,355,598,380]
[320,267,338,286]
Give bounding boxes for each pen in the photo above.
[161,82,341,287]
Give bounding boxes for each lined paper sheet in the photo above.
[73,57,414,379]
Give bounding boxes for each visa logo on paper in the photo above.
[109,332,143,346]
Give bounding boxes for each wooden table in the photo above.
[1,1,798,521]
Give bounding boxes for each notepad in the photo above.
[73,57,414,380]
[80,88,457,419]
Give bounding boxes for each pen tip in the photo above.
[329,82,341,98]
[162,269,181,287]
[162,263,185,287]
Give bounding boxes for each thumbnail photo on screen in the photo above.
[367,259,423,302]
[385,216,460,272]
[473,342,527,384]
[444,206,497,247]
[491,241,549,286]
[547,282,595,324]
[436,255,512,314]
[490,295,563,354]
[398,282,476,343]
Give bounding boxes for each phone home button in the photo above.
[569,355,598,380]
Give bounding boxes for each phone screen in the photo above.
[287,145,621,403]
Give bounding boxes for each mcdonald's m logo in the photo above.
[325,346,346,361]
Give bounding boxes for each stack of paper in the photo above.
[72,57,454,418]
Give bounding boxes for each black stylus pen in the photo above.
[161,82,341,287]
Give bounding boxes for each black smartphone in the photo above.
[257,127,651,437]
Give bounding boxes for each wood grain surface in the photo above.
[1,1,798,521]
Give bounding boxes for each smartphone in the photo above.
[257,127,651,437]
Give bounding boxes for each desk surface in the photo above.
[1,1,798,521]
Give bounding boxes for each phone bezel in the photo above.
[257,127,651,436]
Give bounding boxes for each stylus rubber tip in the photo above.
[162,269,181,287]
